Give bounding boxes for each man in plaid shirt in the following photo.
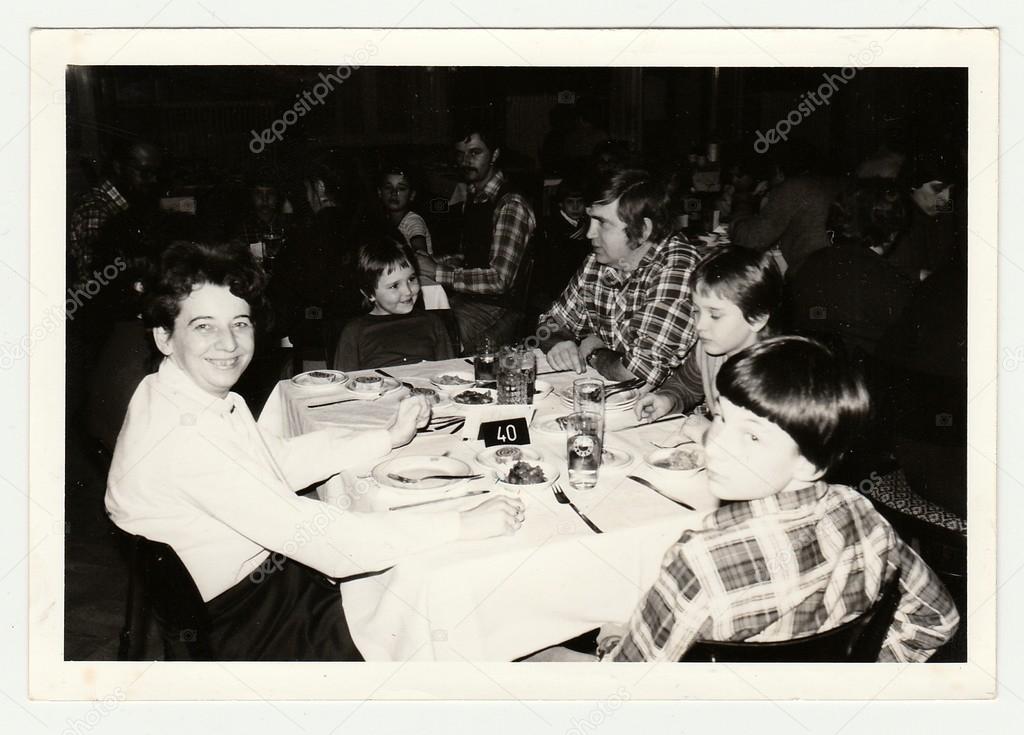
[416,126,536,349]
[68,140,161,290]
[532,337,959,663]
[539,169,701,387]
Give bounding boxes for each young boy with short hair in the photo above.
[537,336,960,663]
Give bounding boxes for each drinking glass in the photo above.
[496,346,537,404]
[565,412,603,490]
[473,335,498,383]
[573,377,605,415]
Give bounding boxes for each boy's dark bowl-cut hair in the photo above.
[144,240,268,332]
[590,168,673,246]
[716,336,871,473]
[692,246,784,332]
[355,234,418,298]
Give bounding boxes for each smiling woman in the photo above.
[104,240,524,660]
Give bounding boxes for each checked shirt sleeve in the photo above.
[620,247,699,386]
[539,258,597,339]
[878,539,960,662]
[612,535,713,662]
[434,194,535,295]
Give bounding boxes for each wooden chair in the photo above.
[117,535,215,661]
[682,571,902,663]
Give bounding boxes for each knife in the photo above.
[388,489,490,511]
[626,474,696,511]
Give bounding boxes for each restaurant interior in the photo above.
[64,64,968,662]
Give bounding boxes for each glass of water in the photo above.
[474,336,498,383]
[496,345,537,404]
[565,411,603,490]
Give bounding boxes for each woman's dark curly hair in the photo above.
[144,240,268,332]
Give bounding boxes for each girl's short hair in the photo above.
[355,234,418,297]
[144,240,267,332]
[716,336,871,473]
[692,246,784,330]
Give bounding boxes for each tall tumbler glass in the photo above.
[497,346,537,404]
[573,378,606,462]
[473,335,498,383]
[566,412,603,490]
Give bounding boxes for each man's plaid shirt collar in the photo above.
[468,169,506,203]
[97,179,130,212]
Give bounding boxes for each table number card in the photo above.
[477,417,531,447]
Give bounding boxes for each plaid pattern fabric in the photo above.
[541,234,701,386]
[611,482,960,662]
[68,179,129,287]
[434,171,536,295]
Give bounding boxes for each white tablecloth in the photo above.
[258,355,719,661]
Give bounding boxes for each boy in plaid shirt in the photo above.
[536,336,959,662]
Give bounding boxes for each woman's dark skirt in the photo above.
[206,556,364,661]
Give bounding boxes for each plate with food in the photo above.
[404,383,452,408]
[644,445,706,477]
[372,455,476,491]
[555,387,638,411]
[290,369,349,390]
[430,371,477,389]
[475,445,544,470]
[345,374,403,399]
[495,459,559,490]
[451,388,496,406]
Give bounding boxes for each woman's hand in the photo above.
[459,495,526,539]
[634,391,675,422]
[681,414,711,445]
[387,395,431,448]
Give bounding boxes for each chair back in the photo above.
[135,536,215,660]
[683,570,902,663]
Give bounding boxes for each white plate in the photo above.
[644,446,706,477]
[533,379,554,399]
[555,387,639,409]
[372,455,474,491]
[430,371,477,389]
[532,411,571,434]
[290,369,349,390]
[451,387,497,406]
[494,460,559,490]
[475,445,544,470]
[403,381,452,409]
[344,376,403,399]
[601,444,634,469]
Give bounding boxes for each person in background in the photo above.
[68,138,162,292]
[787,177,916,357]
[539,169,701,387]
[415,123,536,350]
[378,167,433,255]
[530,337,959,663]
[531,173,590,312]
[106,239,522,661]
[634,246,784,438]
[728,141,843,275]
[333,235,455,371]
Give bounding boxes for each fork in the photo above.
[650,437,695,449]
[551,483,603,534]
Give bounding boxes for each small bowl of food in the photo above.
[495,460,559,490]
[644,445,706,478]
[475,445,544,470]
[290,369,348,390]
[351,374,384,393]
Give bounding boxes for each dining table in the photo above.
[257,352,719,662]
